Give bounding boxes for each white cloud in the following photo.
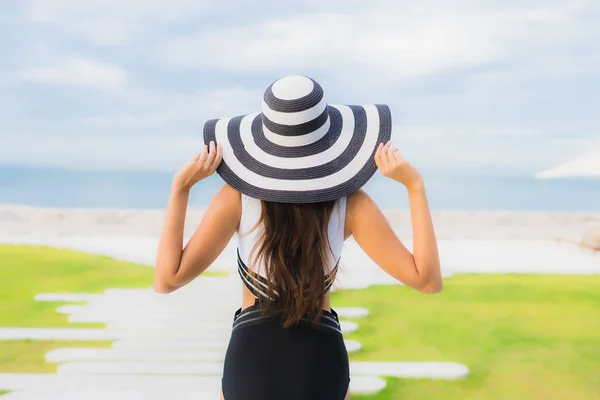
[394,125,542,141]
[17,58,127,89]
[0,133,201,171]
[24,0,220,46]
[399,135,600,177]
[157,12,497,77]
[155,1,590,82]
[76,86,262,128]
[536,150,600,179]
[25,0,210,21]
[76,114,174,128]
[477,127,542,136]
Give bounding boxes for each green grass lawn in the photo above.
[0,244,155,373]
[1,244,599,399]
[0,244,226,376]
[332,274,600,400]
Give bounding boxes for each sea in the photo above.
[0,164,598,212]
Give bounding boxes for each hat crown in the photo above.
[261,75,329,137]
[203,74,392,204]
[271,75,315,100]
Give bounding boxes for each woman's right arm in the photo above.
[346,141,442,293]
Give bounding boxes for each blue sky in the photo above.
[1,0,599,177]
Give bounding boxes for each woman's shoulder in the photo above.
[209,184,243,215]
[217,183,242,201]
[344,190,381,238]
[347,189,378,213]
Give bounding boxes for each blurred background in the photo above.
[0,1,599,399]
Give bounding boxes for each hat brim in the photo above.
[203,104,391,203]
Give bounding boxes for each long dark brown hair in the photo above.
[248,199,338,328]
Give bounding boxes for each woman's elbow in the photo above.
[152,273,177,294]
[417,272,443,294]
[152,280,176,294]
[152,282,174,294]
[420,280,443,294]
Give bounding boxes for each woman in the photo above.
[154,75,442,400]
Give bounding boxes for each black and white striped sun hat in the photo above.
[203,75,392,203]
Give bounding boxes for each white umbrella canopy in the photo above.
[535,151,600,179]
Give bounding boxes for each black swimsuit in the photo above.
[221,251,350,399]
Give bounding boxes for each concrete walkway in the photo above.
[0,274,469,398]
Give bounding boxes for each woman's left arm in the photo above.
[153,143,240,293]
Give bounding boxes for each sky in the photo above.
[0,0,599,177]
